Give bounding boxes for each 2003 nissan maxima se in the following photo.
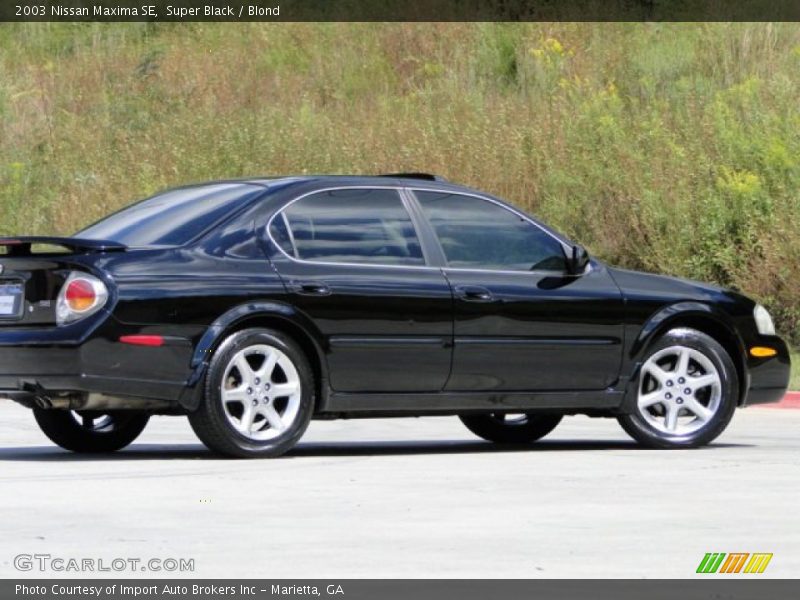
[0,174,790,457]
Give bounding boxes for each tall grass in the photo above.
[1,23,799,341]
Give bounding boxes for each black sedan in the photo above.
[0,174,790,457]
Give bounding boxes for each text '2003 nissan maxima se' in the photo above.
[0,174,791,457]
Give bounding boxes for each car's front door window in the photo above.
[413,190,567,272]
[270,188,425,266]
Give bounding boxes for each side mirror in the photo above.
[567,244,590,275]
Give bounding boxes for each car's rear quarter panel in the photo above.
[89,219,288,399]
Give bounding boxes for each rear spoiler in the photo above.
[0,236,127,256]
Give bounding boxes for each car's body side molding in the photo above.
[324,389,625,415]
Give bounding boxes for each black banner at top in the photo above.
[2,0,800,22]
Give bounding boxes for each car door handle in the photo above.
[289,281,332,296]
[455,286,495,303]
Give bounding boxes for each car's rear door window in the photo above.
[414,190,567,272]
[270,188,425,266]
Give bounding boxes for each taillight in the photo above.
[65,279,96,311]
[56,272,109,325]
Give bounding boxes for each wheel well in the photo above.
[216,315,326,413]
[654,316,747,404]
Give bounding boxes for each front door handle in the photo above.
[289,280,332,296]
[455,285,495,303]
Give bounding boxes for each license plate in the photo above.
[0,283,23,318]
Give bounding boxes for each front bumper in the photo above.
[742,335,791,406]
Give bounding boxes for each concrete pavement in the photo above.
[0,402,797,578]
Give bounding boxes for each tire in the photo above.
[617,327,738,449]
[188,328,314,458]
[460,413,563,443]
[33,409,149,453]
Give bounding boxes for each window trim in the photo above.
[406,187,574,274]
[266,184,591,276]
[266,186,433,270]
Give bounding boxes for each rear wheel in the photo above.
[188,328,314,458]
[33,409,150,453]
[617,328,738,449]
[460,413,563,443]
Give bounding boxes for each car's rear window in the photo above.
[76,183,264,247]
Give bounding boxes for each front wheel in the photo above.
[617,328,738,449]
[33,409,150,453]
[460,413,563,443]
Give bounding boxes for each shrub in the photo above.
[0,22,798,343]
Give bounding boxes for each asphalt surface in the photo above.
[0,402,797,579]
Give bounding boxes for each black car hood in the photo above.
[605,265,748,306]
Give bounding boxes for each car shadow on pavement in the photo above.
[0,444,212,461]
[0,439,753,461]
[289,439,751,457]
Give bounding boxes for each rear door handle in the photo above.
[455,285,495,303]
[289,281,332,296]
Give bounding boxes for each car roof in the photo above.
[239,174,449,187]
[166,174,478,196]
[244,172,447,184]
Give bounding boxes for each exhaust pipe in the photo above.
[33,396,55,409]
[19,381,174,411]
[20,381,57,409]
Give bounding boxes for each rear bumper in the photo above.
[0,347,81,391]
[0,375,187,405]
[742,335,791,407]
[0,344,83,406]
[0,319,195,406]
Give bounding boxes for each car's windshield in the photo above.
[75,183,264,247]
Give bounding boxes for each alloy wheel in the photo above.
[72,411,115,432]
[636,345,722,435]
[490,413,529,425]
[220,343,302,441]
